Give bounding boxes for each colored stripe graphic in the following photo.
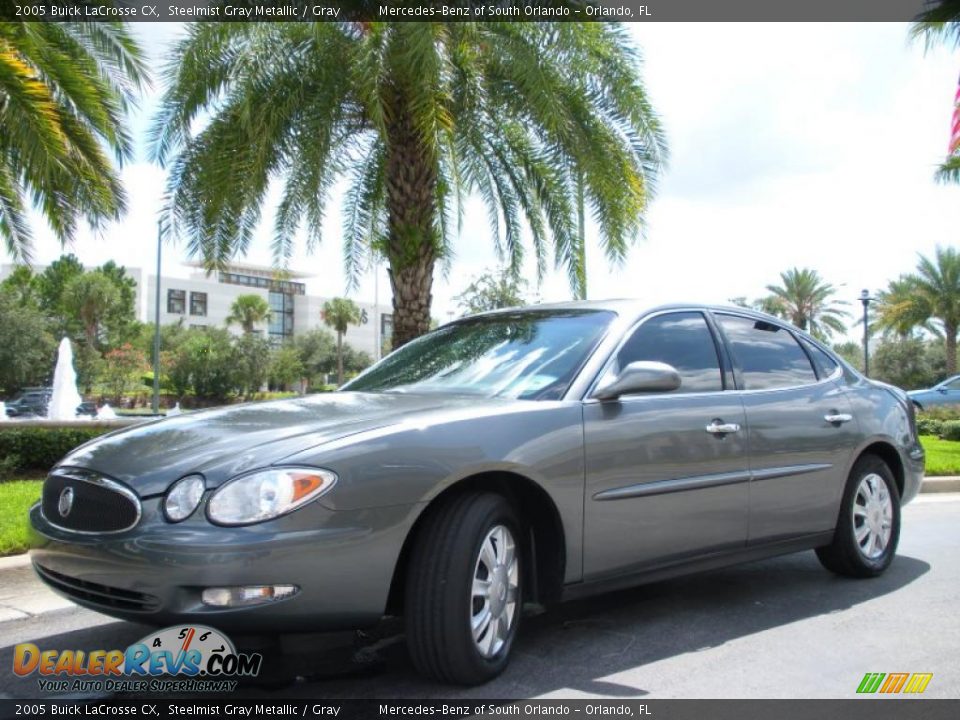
[857,673,885,693]
[880,673,909,693]
[857,672,933,694]
[903,673,933,694]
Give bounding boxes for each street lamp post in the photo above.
[860,289,872,377]
[152,220,162,414]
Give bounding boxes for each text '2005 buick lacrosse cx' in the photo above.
[30,301,923,685]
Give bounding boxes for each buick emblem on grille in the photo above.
[58,487,75,518]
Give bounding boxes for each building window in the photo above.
[218,272,306,296]
[167,289,185,314]
[268,291,294,345]
[190,292,208,317]
[381,313,393,341]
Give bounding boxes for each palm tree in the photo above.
[0,22,146,262]
[322,297,362,386]
[455,269,528,315]
[226,294,271,334]
[875,247,960,374]
[151,23,666,347]
[761,268,850,341]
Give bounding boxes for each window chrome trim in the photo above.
[40,467,142,535]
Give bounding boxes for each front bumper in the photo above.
[29,496,420,631]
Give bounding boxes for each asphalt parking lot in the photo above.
[1,494,957,700]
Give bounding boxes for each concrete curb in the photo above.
[0,554,29,571]
[921,476,960,493]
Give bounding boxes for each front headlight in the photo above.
[207,467,337,526]
[164,474,206,522]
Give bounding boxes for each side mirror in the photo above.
[593,361,681,401]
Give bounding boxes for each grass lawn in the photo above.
[919,435,960,477]
[0,479,42,556]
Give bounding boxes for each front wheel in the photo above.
[405,492,523,685]
[816,455,901,578]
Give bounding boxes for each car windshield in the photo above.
[344,309,615,400]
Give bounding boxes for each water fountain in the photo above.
[97,403,118,420]
[0,401,6,420]
[47,338,83,421]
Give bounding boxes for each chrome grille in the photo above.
[41,469,140,534]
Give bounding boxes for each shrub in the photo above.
[0,454,21,481]
[917,405,960,422]
[0,425,118,474]
[938,420,960,442]
[917,417,944,438]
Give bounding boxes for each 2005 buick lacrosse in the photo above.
[30,301,923,685]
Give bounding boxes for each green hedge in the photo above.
[0,425,118,476]
[939,420,960,442]
[917,417,945,437]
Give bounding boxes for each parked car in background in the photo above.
[906,375,960,410]
[4,388,53,418]
[4,389,96,419]
[30,302,924,685]
[75,402,99,417]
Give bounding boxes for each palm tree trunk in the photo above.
[336,331,344,386]
[946,322,958,375]
[384,102,437,348]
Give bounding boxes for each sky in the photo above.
[7,22,960,338]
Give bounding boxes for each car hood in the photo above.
[57,392,496,497]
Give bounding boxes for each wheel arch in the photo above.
[855,441,905,498]
[385,470,566,616]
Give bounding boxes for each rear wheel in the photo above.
[405,492,522,685]
[816,455,900,578]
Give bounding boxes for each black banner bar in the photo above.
[1,700,959,720]
[0,0,940,23]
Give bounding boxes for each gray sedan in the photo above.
[29,302,923,685]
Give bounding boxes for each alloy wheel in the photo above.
[470,524,519,658]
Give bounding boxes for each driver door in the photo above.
[582,311,749,580]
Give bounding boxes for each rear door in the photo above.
[713,313,857,542]
[582,311,749,579]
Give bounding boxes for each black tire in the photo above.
[405,492,523,685]
[816,455,901,578]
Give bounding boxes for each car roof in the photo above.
[461,299,845,359]
[469,299,796,328]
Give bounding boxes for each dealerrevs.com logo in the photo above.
[857,672,933,694]
[13,625,262,693]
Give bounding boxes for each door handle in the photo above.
[706,420,741,434]
[824,413,853,424]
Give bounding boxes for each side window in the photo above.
[717,315,817,390]
[617,312,723,393]
[800,338,839,379]
[944,377,960,390]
